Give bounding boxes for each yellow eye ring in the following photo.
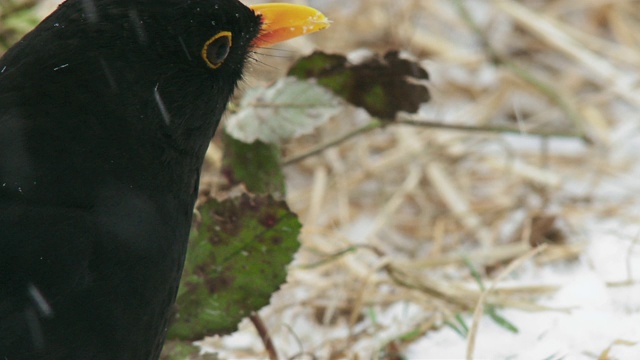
[202,31,232,69]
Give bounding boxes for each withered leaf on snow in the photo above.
[288,50,430,120]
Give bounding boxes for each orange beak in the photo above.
[249,3,330,47]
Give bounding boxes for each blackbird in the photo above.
[0,1,328,359]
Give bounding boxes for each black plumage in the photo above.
[0,0,262,358]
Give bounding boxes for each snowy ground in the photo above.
[409,224,640,359]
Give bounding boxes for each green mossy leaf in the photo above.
[221,132,285,198]
[158,340,202,360]
[168,194,301,340]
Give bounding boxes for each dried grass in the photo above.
[214,0,639,358]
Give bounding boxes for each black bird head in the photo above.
[0,1,328,358]
[4,0,258,148]
[0,0,330,204]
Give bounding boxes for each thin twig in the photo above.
[282,119,383,166]
[396,118,583,139]
[250,313,278,360]
[283,116,583,167]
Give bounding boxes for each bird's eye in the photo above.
[202,31,232,69]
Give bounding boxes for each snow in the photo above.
[404,135,640,359]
